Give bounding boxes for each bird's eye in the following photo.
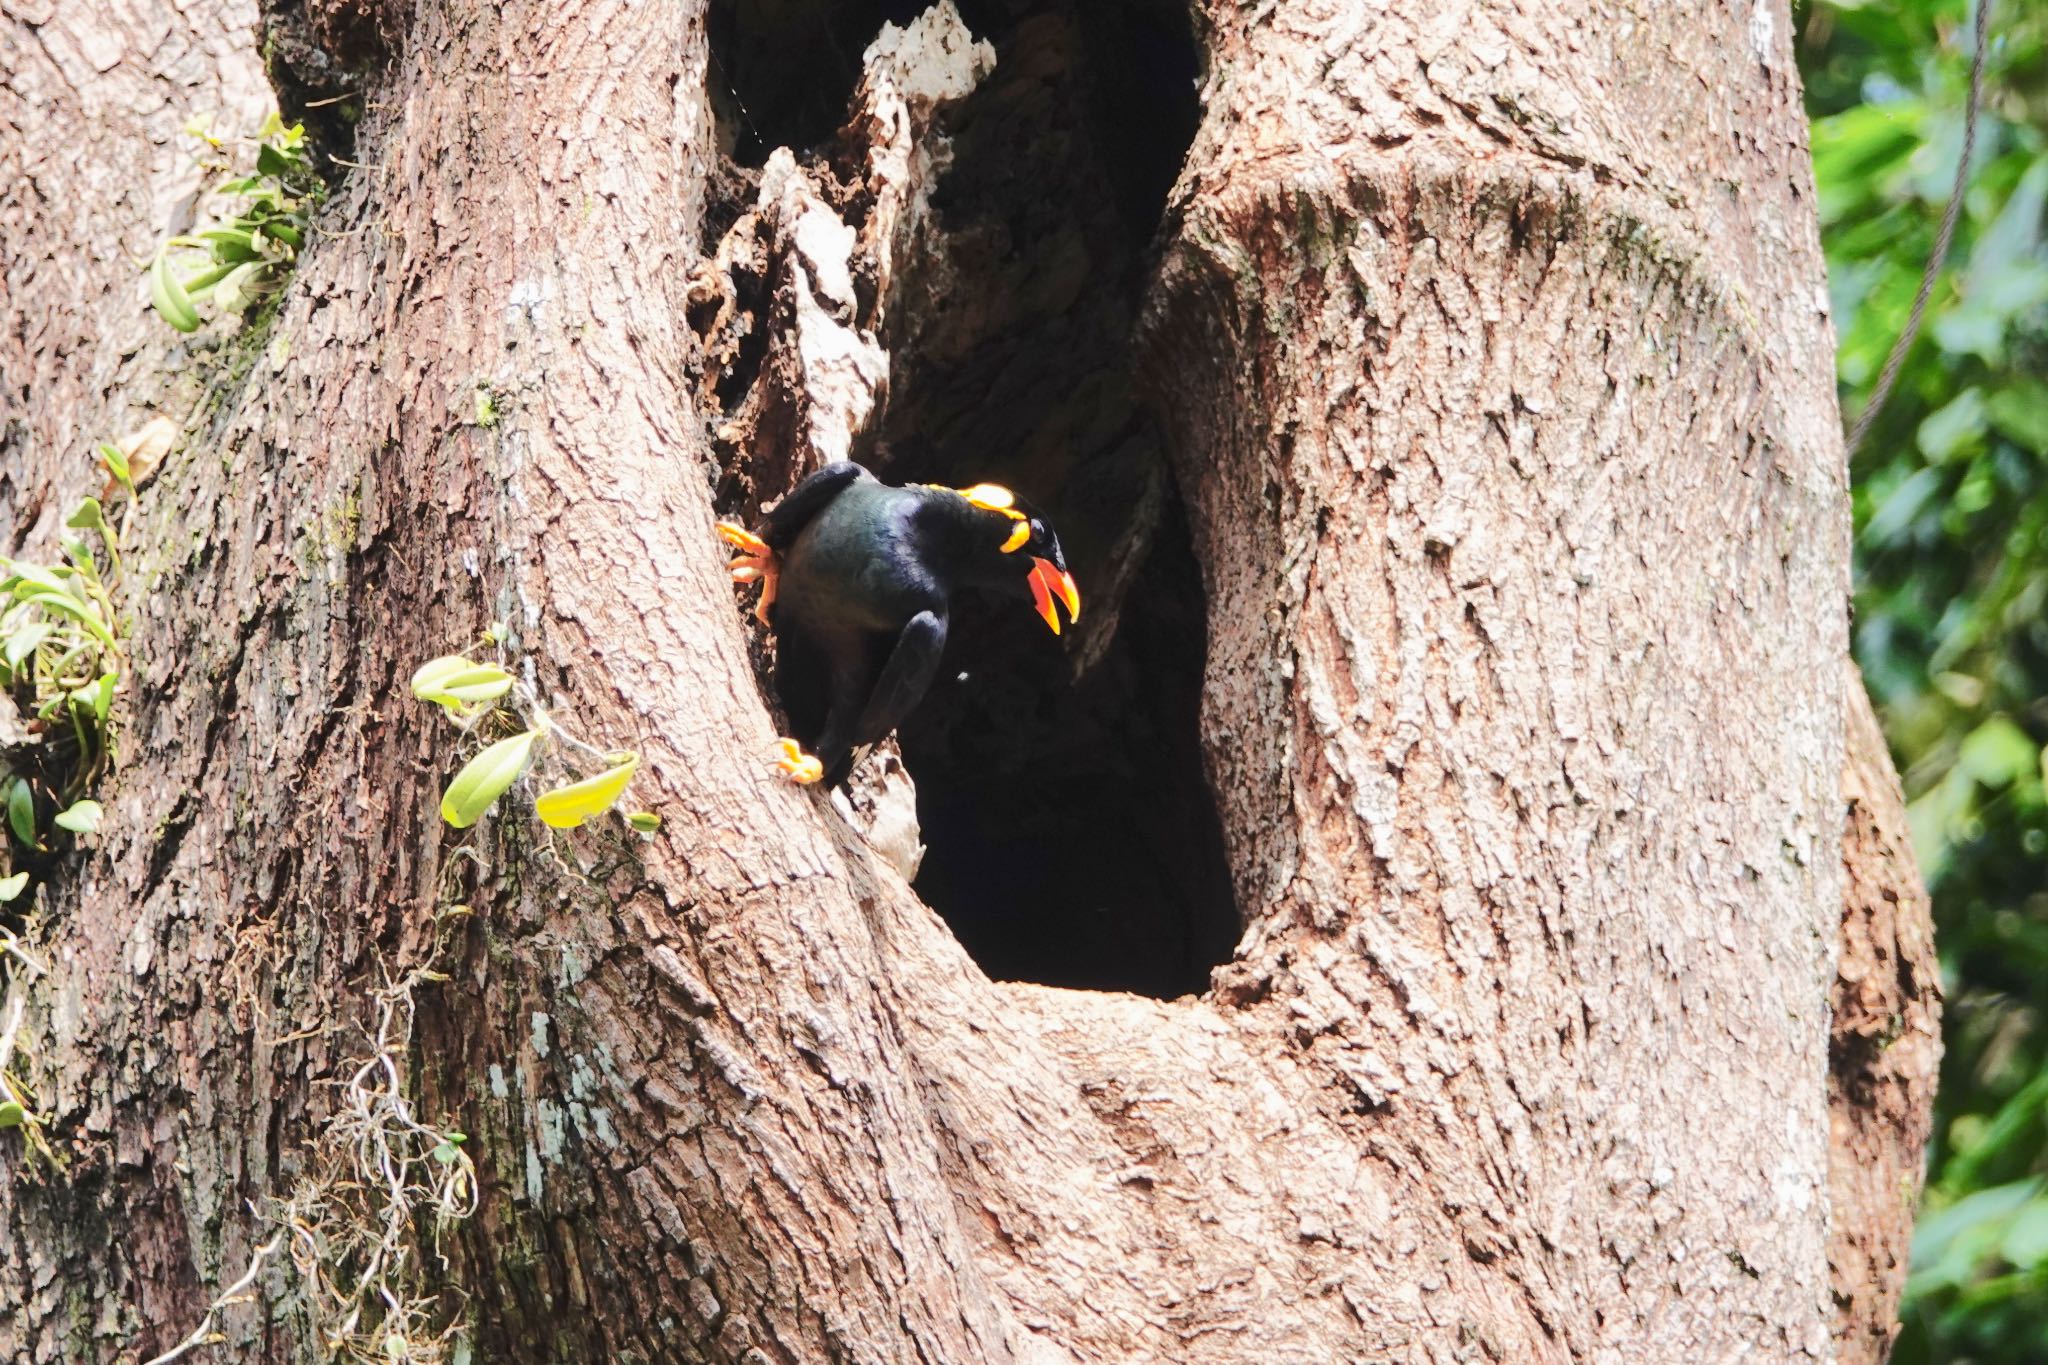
[1030,519,1046,541]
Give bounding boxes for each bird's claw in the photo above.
[776,738,824,785]
[717,522,779,624]
[719,534,818,783]
[717,522,770,557]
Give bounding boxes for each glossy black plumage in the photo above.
[723,461,1079,788]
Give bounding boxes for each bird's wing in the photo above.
[804,625,894,790]
[773,617,834,747]
[853,609,948,748]
[760,461,865,551]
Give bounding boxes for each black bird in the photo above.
[717,461,1081,787]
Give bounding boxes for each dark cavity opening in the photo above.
[707,0,933,167]
[901,492,1235,998]
[707,0,1235,998]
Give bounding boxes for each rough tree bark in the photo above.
[0,1,1939,1363]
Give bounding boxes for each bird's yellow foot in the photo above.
[716,521,779,624]
[776,737,824,785]
[717,522,769,557]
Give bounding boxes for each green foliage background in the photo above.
[1802,0,2048,1356]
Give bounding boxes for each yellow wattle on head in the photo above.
[957,483,1017,511]
[946,481,1078,632]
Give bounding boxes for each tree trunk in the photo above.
[0,1,1938,1363]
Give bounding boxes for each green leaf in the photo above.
[1987,378,2048,455]
[1964,160,2048,297]
[148,248,202,332]
[410,655,477,696]
[97,442,132,489]
[53,800,102,834]
[534,754,639,829]
[20,591,115,648]
[1809,104,1920,223]
[3,622,52,668]
[6,780,36,847]
[196,226,260,263]
[255,122,307,179]
[0,1101,24,1129]
[70,672,115,724]
[431,1132,468,1164]
[411,656,513,712]
[626,811,661,834]
[5,564,74,598]
[211,261,268,315]
[434,674,515,708]
[0,872,28,902]
[440,731,538,828]
[64,498,106,534]
[1911,1180,2042,1293]
[1916,387,1987,463]
[1958,716,2038,788]
[176,259,239,300]
[2001,1197,2048,1270]
[418,668,514,711]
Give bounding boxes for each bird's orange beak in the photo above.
[1028,558,1081,635]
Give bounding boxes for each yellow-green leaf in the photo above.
[5,564,72,598]
[211,260,267,315]
[53,800,102,834]
[64,498,106,533]
[417,665,514,710]
[98,442,133,488]
[626,811,661,834]
[176,260,237,297]
[534,754,639,829]
[196,226,260,262]
[0,1101,24,1129]
[410,655,476,696]
[149,248,202,332]
[0,871,27,902]
[440,731,538,828]
[89,671,117,722]
[3,622,52,668]
[21,590,114,648]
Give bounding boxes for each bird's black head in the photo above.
[951,483,1082,635]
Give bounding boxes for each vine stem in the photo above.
[1843,0,1992,460]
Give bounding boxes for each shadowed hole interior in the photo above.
[707,0,1235,998]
